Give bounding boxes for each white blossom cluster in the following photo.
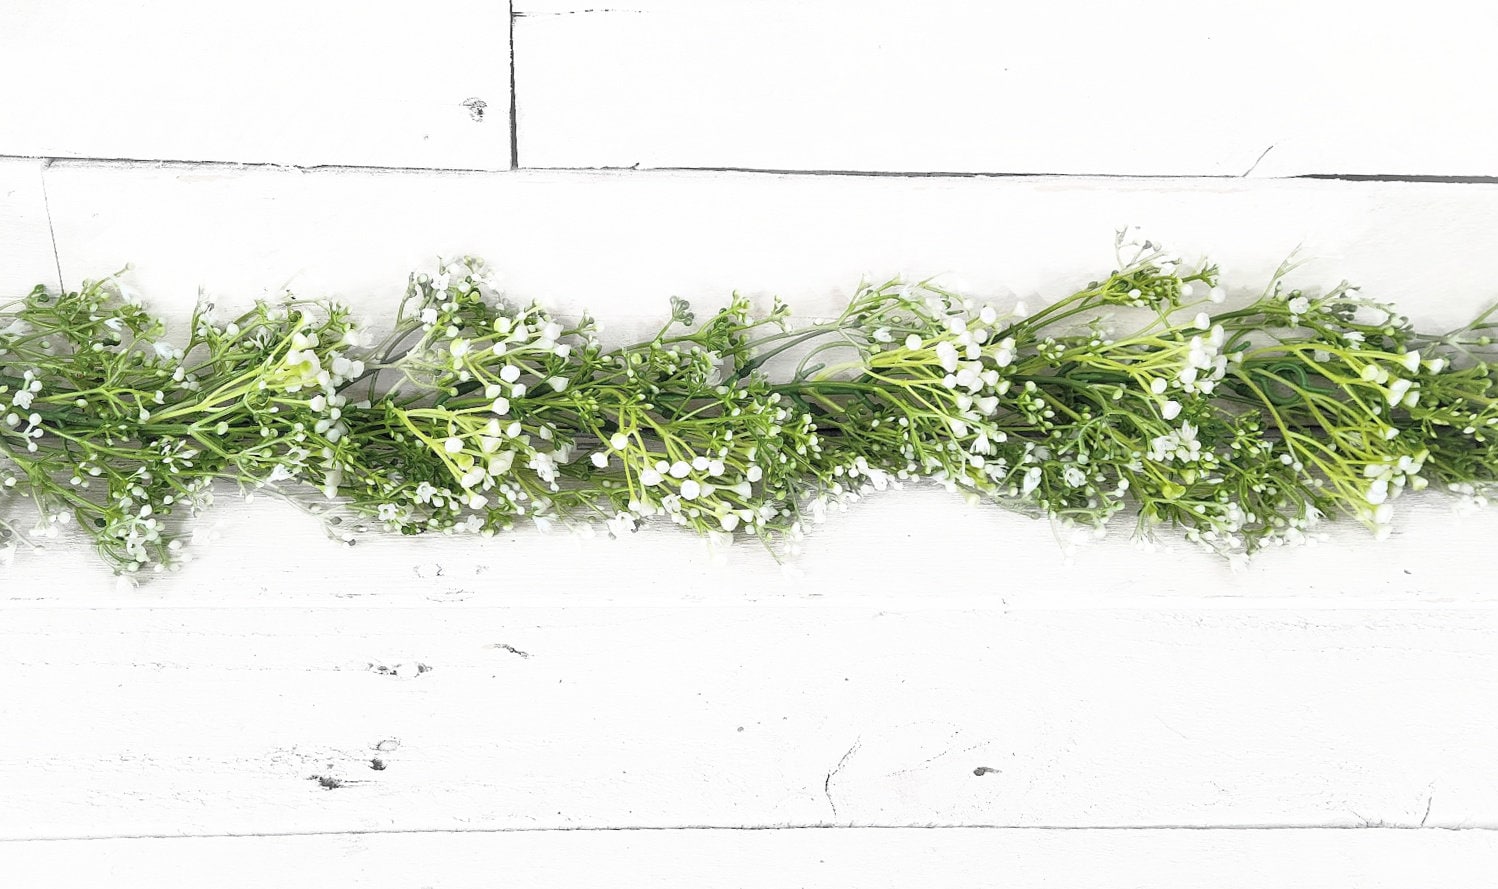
[5,240,1498,575]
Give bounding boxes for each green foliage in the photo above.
[3,233,1496,575]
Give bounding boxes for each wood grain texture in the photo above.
[3,605,1497,838]
[0,158,59,295]
[0,1,510,169]
[3,829,1495,888]
[513,0,1498,176]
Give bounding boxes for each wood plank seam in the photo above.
[14,153,1498,184]
[7,824,1498,844]
[510,1,520,170]
[528,166,1498,185]
[3,154,501,176]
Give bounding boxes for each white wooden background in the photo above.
[4,2,1498,885]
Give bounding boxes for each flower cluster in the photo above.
[3,237,1498,576]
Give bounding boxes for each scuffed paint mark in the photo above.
[367,661,433,678]
[824,738,861,820]
[461,97,488,122]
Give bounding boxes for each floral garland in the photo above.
[1,231,1495,575]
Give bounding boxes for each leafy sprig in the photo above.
[3,232,1495,576]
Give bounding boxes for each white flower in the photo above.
[1288,296,1310,316]
[488,451,515,476]
[610,432,630,450]
[444,437,465,454]
[992,337,1016,367]
[331,355,363,378]
[11,390,33,410]
[904,334,922,351]
[607,512,637,537]
[1162,400,1182,420]
[528,452,558,484]
[669,461,691,479]
[500,364,521,383]
[679,479,702,500]
[1386,378,1414,407]
[1209,286,1227,303]
[322,464,344,500]
[420,307,439,326]
[640,468,663,486]
[935,341,960,373]
[491,397,510,415]
[1148,422,1202,464]
[590,452,608,468]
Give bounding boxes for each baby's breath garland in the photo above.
[3,231,1497,576]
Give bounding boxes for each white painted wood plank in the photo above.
[2,606,1496,837]
[20,165,1498,601]
[41,166,1498,335]
[514,0,1498,175]
[3,829,1495,889]
[0,158,59,295]
[2,486,1497,607]
[0,1,510,169]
